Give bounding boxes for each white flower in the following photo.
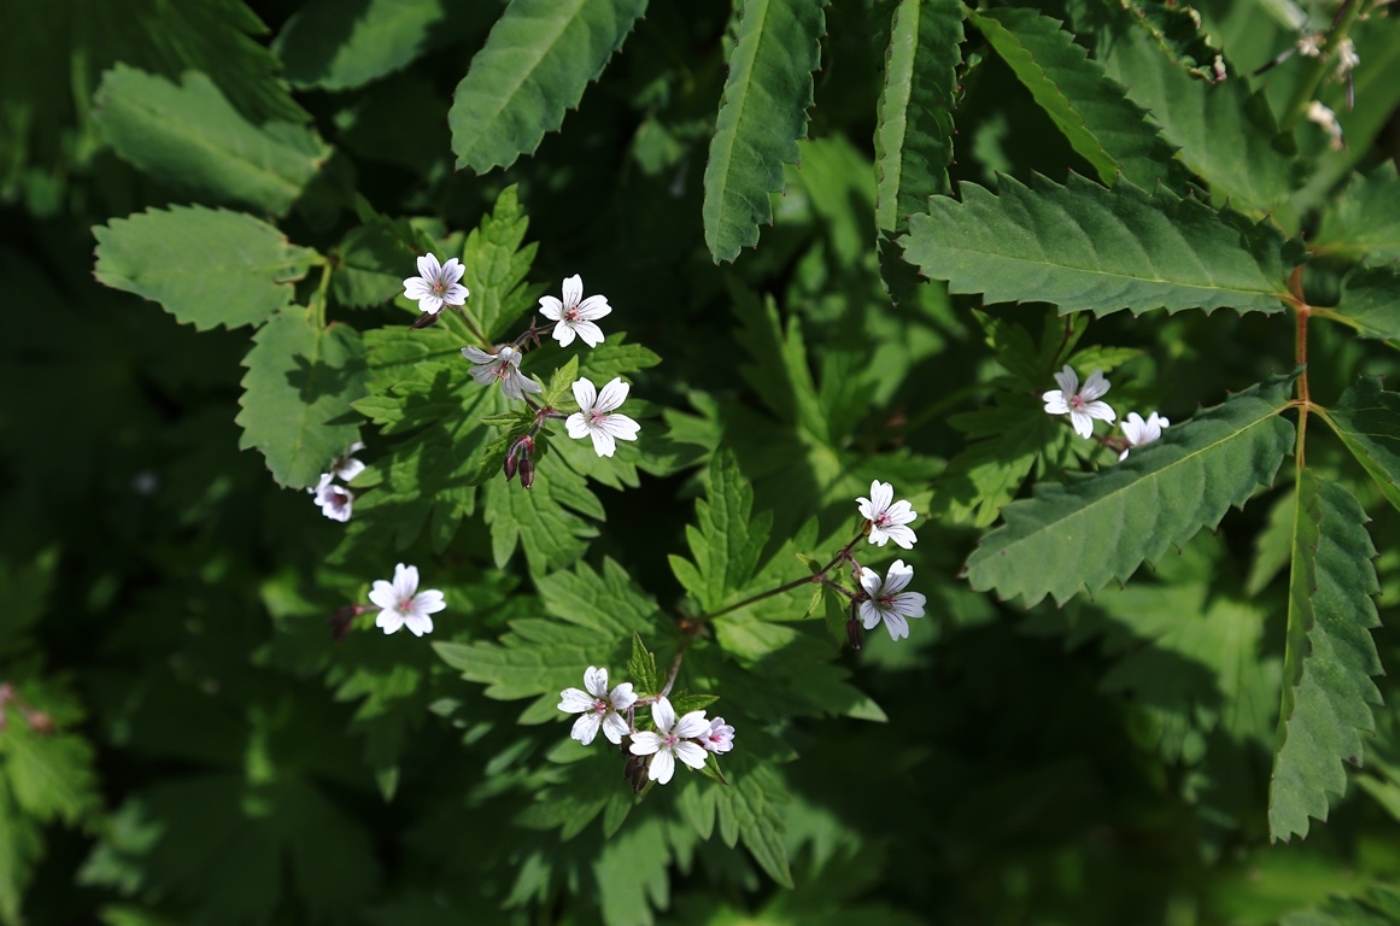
[539,274,611,348]
[1306,101,1345,151]
[312,474,354,522]
[628,697,709,785]
[557,666,637,746]
[1042,365,1117,439]
[462,344,541,400]
[566,377,640,457]
[402,253,468,316]
[856,480,918,549]
[1118,411,1170,461]
[368,563,446,637]
[333,441,366,482]
[858,559,927,642]
[700,716,735,754]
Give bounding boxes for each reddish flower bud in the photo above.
[503,453,518,481]
[519,458,535,489]
[328,605,357,642]
[846,617,864,652]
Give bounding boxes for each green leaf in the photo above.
[0,780,42,925]
[931,397,1057,527]
[460,185,542,340]
[94,206,317,331]
[669,450,774,612]
[702,0,829,262]
[436,619,611,705]
[901,173,1290,316]
[627,633,660,696]
[713,757,794,888]
[969,8,1181,191]
[235,308,370,490]
[1321,377,1400,515]
[1269,471,1383,841]
[275,0,501,92]
[593,815,670,926]
[1315,267,1400,346]
[1313,163,1400,264]
[1115,0,1227,82]
[1282,884,1400,926]
[91,65,328,216]
[536,558,662,638]
[874,0,961,297]
[963,375,1296,607]
[332,223,423,309]
[448,0,648,173]
[483,451,602,574]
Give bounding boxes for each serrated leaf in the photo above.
[537,559,662,638]
[1316,267,1400,346]
[901,174,1290,316]
[702,0,828,262]
[1282,884,1400,926]
[963,376,1296,607]
[594,814,670,926]
[1313,163,1400,264]
[575,337,663,384]
[540,355,581,408]
[449,0,647,173]
[0,779,42,925]
[483,453,601,574]
[1321,377,1400,515]
[1116,0,1226,81]
[874,0,961,298]
[331,223,422,309]
[1269,472,1383,841]
[459,185,542,340]
[91,65,327,215]
[669,450,773,612]
[970,8,1181,191]
[713,757,793,888]
[435,618,616,704]
[236,308,370,490]
[628,633,660,695]
[94,206,317,331]
[3,729,100,825]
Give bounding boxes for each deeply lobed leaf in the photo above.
[94,205,317,331]
[1268,471,1383,842]
[669,450,774,613]
[901,173,1291,316]
[449,0,648,173]
[702,0,828,262]
[963,375,1296,607]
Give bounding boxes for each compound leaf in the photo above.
[669,450,774,613]
[460,185,541,340]
[236,308,370,490]
[91,65,328,216]
[703,0,828,262]
[901,173,1290,316]
[449,0,647,173]
[963,375,1296,607]
[1269,471,1383,842]
[94,205,317,331]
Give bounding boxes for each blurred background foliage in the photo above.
[1,0,1400,923]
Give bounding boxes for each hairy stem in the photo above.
[696,532,865,623]
[1289,264,1311,465]
[1280,0,1362,132]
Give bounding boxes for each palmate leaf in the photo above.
[94,206,318,331]
[968,8,1181,191]
[236,307,370,490]
[1282,884,1400,926]
[1269,471,1383,842]
[460,185,542,340]
[874,0,961,298]
[702,0,828,262]
[91,66,328,216]
[669,449,774,613]
[1313,163,1400,264]
[1315,267,1400,346]
[963,375,1296,607]
[901,173,1291,316]
[448,0,647,173]
[1321,377,1400,515]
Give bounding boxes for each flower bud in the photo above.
[503,453,518,482]
[846,617,864,652]
[518,458,536,489]
[328,605,357,642]
[409,311,440,330]
[625,754,649,793]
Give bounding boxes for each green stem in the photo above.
[1279,0,1363,132]
[696,532,865,623]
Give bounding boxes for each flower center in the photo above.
[592,699,609,715]
[1068,394,1087,411]
[877,594,896,610]
[588,411,608,426]
[873,512,891,527]
[563,306,580,322]
[432,280,446,295]
[398,597,414,613]
[663,732,679,748]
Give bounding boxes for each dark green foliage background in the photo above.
[3,0,1400,924]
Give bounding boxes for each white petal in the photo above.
[1121,412,1148,445]
[1069,410,1094,439]
[1081,369,1111,401]
[856,496,876,521]
[629,732,661,755]
[392,563,418,601]
[571,713,602,746]
[368,580,397,612]
[882,523,917,550]
[403,279,433,299]
[1042,392,1070,415]
[883,611,910,641]
[404,613,433,636]
[589,427,617,458]
[417,295,444,315]
[673,741,708,771]
[551,321,577,347]
[859,567,883,599]
[1053,365,1079,396]
[883,560,914,595]
[566,413,590,440]
[601,712,630,745]
[651,697,677,734]
[859,600,882,630]
[1085,401,1116,424]
[595,377,630,413]
[376,609,405,634]
[891,591,926,618]
[573,320,605,348]
[884,499,917,525]
[562,274,583,306]
[413,589,447,615]
[335,457,366,482]
[416,254,438,280]
[869,480,893,514]
[673,711,710,739]
[597,414,640,442]
[440,258,465,285]
[608,682,637,711]
[443,283,469,306]
[538,296,564,320]
[571,377,598,412]
[867,524,890,546]
[575,295,611,320]
[584,666,609,698]
[462,346,495,365]
[648,749,676,784]
[558,688,594,714]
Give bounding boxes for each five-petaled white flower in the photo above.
[858,559,927,642]
[402,253,469,316]
[312,474,354,522]
[539,274,611,348]
[856,480,918,549]
[1119,411,1170,461]
[557,667,637,746]
[629,697,710,785]
[369,563,446,637]
[1042,365,1117,439]
[700,716,735,754]
[566,377,640,457]
[462,344,541,400]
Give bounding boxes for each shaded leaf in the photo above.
[459,185,542,341]
[94,205,317,331]
[91,66,328,216]
[703,0,829,262]
[669,450,774,613]
[1313,163,1400,264]
[1316,267,1400,346]
[1320,376,1400,515]
[963,375,1296,607]
[1269,472,1383,841]
[901,173,1290,316]
[449,0,648,173]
